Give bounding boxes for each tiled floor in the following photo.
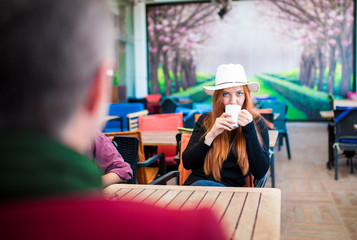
[267,122,357,240]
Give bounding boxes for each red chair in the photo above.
[145,94,162,114]
[139,113,183,166]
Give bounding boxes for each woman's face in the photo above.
[221,86,245,107]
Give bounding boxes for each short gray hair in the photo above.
[0,0,115,137]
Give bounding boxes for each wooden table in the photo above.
[104,184,281,240]
[333,99,357,109]
[141,130,278,147]
[320,110,334,119]
[141,131,179,146]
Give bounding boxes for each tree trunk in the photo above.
[326,46,337,94]
[173,49,180,92]
[338,43,352,97]
[188,59,197,88]
[181,60,189,90]
[299,52,316,88]
[162,52,172,96]
[299,53,308,86]
[149,52,160,94]
[308,59,317,89]
[317,48,326,91]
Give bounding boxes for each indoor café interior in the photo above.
[1,0,357,239]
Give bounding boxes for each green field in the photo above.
[153,66,344,120]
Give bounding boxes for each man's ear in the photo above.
[84,61,113,115]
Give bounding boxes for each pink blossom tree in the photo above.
[147,3,218,95]
[265,0,354,97]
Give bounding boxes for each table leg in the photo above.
[269,147,275,188]
[327,120,334,169]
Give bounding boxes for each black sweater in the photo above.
[182,112,270,186]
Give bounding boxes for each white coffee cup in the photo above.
[225,105,241,127]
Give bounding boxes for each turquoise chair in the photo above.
[259,101,291,159]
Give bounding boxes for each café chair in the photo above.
[254,96,277,107]
[175,107,201,129]
[145,94,162,114]
[128,97,148,109]
[333,108,357,180]
[160,97,192,114]
[104,103,145,133]
[259,101,291,159]
[192,102,212,113]
[105,131,166,184]
[139,113,183,167]
[127,110,149,131]
[256,108,274,130]
[152,133,267,187]
[112,136,139,184]
[347,91,357,101]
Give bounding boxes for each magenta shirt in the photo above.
[89,131,133,181]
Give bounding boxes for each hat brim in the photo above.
[203,82,260,96]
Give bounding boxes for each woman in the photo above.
[182,64,269,187]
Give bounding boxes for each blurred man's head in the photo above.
[0,0,115,152]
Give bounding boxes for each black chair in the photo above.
[333,108,357,180]
[112,136,167,184]
[128,97,148,110]
[112,136,139,184]
[160,97,192,114]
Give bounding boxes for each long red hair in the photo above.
[202,85,264,182]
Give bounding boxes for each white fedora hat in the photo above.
[203,64,260,96]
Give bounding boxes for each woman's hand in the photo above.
[204,113,235,146]
[237,109,253,127]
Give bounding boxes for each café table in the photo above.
[103,184,281,240]
[333,99,357,109]
[141,131,179,146]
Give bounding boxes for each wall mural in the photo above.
[146,0,355,120]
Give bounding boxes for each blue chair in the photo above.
[175,107,200,129]
[104,103,145,133]
[259,101,291,159]
[254,173,268,188]
[255,96,278,108]
[192,102,212,113]
[333,107,357,180]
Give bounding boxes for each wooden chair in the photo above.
[104,131,165,184]
[127,110,149,131]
